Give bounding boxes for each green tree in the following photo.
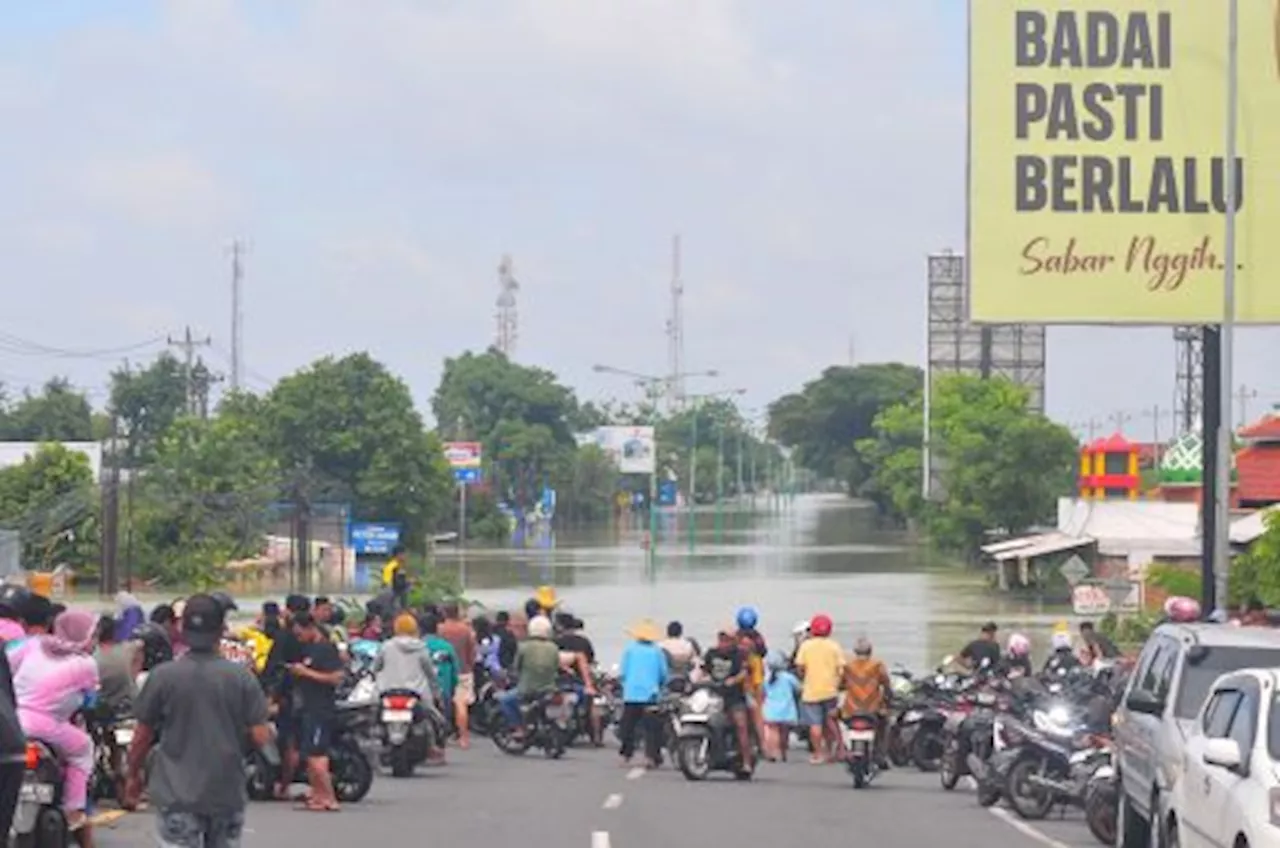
[1231,510,1280,605]
[768,363,922,489]
[0,378,95,441]
[858,374,1077,555]
[553,444,618,523]
[109,354,190,463]
[131,414,278,586]
[266,353,453,547]
[0,443,97,570]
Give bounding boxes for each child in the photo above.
[761,649,800,761]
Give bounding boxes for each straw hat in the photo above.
[628,619,660,642]
[534,585,560,610]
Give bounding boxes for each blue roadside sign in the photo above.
[349,522,402,556]
[454,468,482,484]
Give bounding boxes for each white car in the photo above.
[1171,667,1280,848]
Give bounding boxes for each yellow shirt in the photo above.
[382,558,402,587]
[795,637,845,703]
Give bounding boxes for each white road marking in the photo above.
[592,831,611,848]
[988,808,1073,848]
[626,767,645,780]
[603,793,623,809]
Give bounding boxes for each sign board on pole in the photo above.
[1071,581,1141,615]
[453,468,481,484]
[349,522,402,556]
[443,442,482,469]
[1058,554,1090,586]
[968,0,1280,324]
[586,426,655,474]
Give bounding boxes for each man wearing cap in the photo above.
[263,595,310,799]
[958,621,1001,671]
[125,594,270,847]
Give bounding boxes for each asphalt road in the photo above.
[92,744,1105,847]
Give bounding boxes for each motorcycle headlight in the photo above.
[687,689,712,714]
[902,710,923,722]
[1032,708,1074,737]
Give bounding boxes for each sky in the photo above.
[0,0,1277,440]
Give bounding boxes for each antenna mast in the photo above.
[230,240,244,392]
[495,254,519,357]
[665,234,684,410]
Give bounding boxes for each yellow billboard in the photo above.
[968,0,1280,324]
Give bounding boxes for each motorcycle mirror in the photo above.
[940,655,955,668]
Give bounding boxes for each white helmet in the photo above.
[1006,633,1031,657]
[792,620,811,637]
[528,615,553,640]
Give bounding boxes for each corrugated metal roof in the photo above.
[989,532,1094,562]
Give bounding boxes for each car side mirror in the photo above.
[1124,688,1166,717]
[1202,738,1244,772]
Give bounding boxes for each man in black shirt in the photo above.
[701,624,753,771]
[1078,622,1120,662]
[555,615,601,744]
[958,622,1002,671]
[290,612,343,812]
[493,612,518,669]
[263,594,310,799]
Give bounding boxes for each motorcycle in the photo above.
[1004,704,1105,820]
[87,704,135,805]
[491,690,573,759]
[842,713,880,789]
[246,701,377,803]
[1083,746,1118,845]
[675,687,753,781]
[940,691,998,790]
[377,689,443,777]
[10,740,67,848]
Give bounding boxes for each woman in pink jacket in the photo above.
[9,609,99,831]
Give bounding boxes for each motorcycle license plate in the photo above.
[381,710,412,723]
[114,727,134,746]
[19,783,53,804]
[845,729,876,743]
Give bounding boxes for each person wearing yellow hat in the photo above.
[617,620,667,768]
[534,586,559,616]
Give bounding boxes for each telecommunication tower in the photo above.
[495,254,519,357]
[1172,326,1204,435]
[665,235,684,410]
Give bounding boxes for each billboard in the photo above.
[587,426,655,474]
[968,1,1280,323]
[349,522,401,556]
[443,441,482,469]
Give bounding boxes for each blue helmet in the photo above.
[736,606,759,630]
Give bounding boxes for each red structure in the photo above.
[1080,433,1140,500]
[1237,414,1280,507]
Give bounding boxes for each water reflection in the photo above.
[433,495,1075,670]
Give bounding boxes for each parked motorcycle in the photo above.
[940,692,997,790]
[1004,704,1107,820]
[842,713,881,789]
[246,702,377,803]
[491,690,574,759]
[675,687,753,781]
[1083,745,1118,845]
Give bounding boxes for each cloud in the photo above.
[75,151,233,231]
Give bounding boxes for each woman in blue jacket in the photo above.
[617,619,668,768]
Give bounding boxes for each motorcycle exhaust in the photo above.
[1025,772,1074,795]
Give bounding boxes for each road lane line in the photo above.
[988,808,1072,848]
[592,831,611,848]
[626,767,645,780]
[603,793,623,809]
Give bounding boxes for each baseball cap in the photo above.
[285,594,311,614]
[181,594,226,650]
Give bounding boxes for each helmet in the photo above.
[736,607,759,630]
[209,591,237,614]
[809,614,833,638]
[853,637,872,656]
[791,620,811,637]
[0,584,32,620]
[528,615,554,640]
[1051,632,1072,651]
[1164,596,1201,623]
[1006,633,1031,657]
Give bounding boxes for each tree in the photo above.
[768,363,922,489]
[0,378,94,441]
[858,374,1077,555]
[0,444,97,570]
[130,413,278,586]
[1231,510,1280,605]
[109,354,190,463]
[266,353,453,546]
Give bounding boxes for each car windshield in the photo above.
[1175,647,1280,719]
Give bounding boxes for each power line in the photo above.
[0,331,163,359]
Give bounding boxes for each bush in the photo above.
[1146,563,1202,600]
[1100,610,1159,647]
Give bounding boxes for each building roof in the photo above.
[1240,414,1280,442]
[1230,506,1278,545]
[1087,433,1136,452]
[982,532,1094,562]
[1236,444,1280,505]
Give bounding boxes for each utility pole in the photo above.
[666,235,685,411]
[1110,410,1132,434]
[230,241,245,392]
[1235,385,1258,424]
[167,327,212,416]
[1086,418,1101,441]
[99,412,121,597]
[1143,404,1164,466]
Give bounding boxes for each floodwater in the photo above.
[431,494,1076,669]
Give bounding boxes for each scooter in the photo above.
[675,687,753,781]
[842,713,880,789]
[10,740,69,848]
[377,689,443,777]
[246,702,377,803]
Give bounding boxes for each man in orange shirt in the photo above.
[842,637,892,767]
[437,603,477,749]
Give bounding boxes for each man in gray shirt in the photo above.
[124,594,270,847]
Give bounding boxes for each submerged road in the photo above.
[93,743,1101,848]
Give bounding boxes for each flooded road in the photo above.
[433,494,1075,669]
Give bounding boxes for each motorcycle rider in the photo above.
[841,637,892,768]
[496,615,561,738]
[373,614,446,765]
[554,613,601,745]
[658,621,699,680]
[958,621,1001,670]
[1002,633,1033,678]
[734,607,768,748]
[702,622,755,772]
[1042,631,1081,675]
